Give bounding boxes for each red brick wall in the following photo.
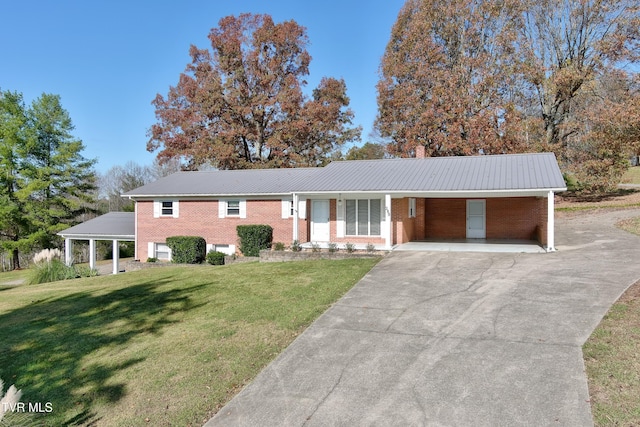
[485,198,542,240]
[136,199,307,260]
[392,198,415,244]
[422,197,545,243]
[424,199,467,238]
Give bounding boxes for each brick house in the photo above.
[118,152,566,261]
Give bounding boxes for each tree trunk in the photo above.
[12,248,20,270]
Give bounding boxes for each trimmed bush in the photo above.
[206,251,226,265]
[236,225,273,257]
[166,236,206,264]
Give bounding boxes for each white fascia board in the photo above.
[57,233,136,241]
[296,188,567,199]
[126,193,294,200]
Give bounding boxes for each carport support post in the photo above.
[385,194,392,250]
[64,238,73,266]
[292,193,299,242]
[112,239,119,275]
[547,190,555,252]
[89,239,96,270]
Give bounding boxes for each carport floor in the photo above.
[394,239,546,253]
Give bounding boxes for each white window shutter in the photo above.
[148,242,155,259]
[153,201,160,218]
[218,200,226,218]
[239,200,247,218]
[282,199,291,219]
[337,199,345,238]
[298,198,306,219]
[172,200,179,218]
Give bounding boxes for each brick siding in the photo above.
[137,199,307,260]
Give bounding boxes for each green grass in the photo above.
[583,218,640,426]
[0,258,379,426]
[584,284,640,426]
[621,166,640,184]
[0,268,29,286]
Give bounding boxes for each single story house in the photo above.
[111,152,565,262]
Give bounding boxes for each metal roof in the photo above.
[123,153,566,198]
[58,212,135,239]
[123,167,318,197]
[308,153,566,192]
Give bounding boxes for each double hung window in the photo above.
[345,199,381,236]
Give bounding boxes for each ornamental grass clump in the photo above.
[0,378,22,423]
[29,248,97,284]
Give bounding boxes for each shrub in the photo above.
[146,257,158,263]
[273,242,286,251]
[311,242,321,253]
[345,242,356,253]
[28,259,98,285]
[328,242,338,253]
[366,243,376,253]
[291,240,302,252]
[206,251,226,266]
[236,225,273,257]
[166,236,206,264]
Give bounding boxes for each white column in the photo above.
[64,238,73,266]
[385,194,392,250]
[89,239,96,270]
[112,240,120,275]
[547,191,555,252]
[292,193,299,243]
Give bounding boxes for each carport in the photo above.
[57,212,135,275]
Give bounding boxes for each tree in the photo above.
[100,161,154,212]
[0,91,31,269]
[345,142,386,160]
[0,90,96,269]
[378,0,640,193]
[376,0,525,158]
[148,13,360,170]
[518,0,640,153]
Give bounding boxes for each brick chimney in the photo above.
[415,145,426,159]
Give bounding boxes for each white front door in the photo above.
[311,200,330,241]
[466,200,486,239]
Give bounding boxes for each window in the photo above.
[154,200,179,218]
[219,199,246,218]
[226,200,240,216]
[346,199,381,236]
[161,201,173,216]
[155,243,171,261]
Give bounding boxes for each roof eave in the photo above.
[57,233,135,240]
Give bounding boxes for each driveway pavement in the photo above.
[205,208,640,427]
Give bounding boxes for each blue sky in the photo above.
[1,1,404,173]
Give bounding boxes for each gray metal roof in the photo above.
[123,167,318,197]
[124,153,566,198]
[308,153,566,192]
[58,212,135,239]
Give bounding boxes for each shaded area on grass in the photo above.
[0,277,205,426]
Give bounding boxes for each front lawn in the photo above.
[0,258,379,426]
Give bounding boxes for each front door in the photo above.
[466,200,486,239]
[311,200,330,241]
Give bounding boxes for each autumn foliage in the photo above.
[148,14,360,170]
[377,0,640,192]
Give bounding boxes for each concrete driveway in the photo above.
[206,209,640,427]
